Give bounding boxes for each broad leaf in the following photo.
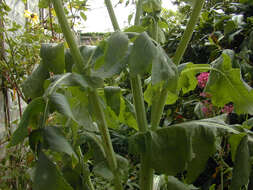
[129,127,191,175]
[65,46,98,72]
[124,25,146,33]
[33,152,73,190]
[205,50,253,114]
[129,116,251,177]
[178,63,210,94]
[119,98,138,130]
[129,32,157,76]
[144,83,178,106]
[65,49,74,72]
[229,133,247,162]
[231,135,251,190]
[94,32,129,78]
[40,43,65,74]
[43,126,78,160]
[9,97,45,146]
[79,45,99,66]
[162,176,194,190]
[45,73,103,95]
[185,127,216,183]
[104,86,121,116]
[49,93,75,120]
[22,63,49,99]
[152,47,178,88]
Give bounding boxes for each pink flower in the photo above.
[221,104,233,114]
[197,72,209,88]
[201,100,213,117]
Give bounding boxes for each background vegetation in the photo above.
[1,0,253,189]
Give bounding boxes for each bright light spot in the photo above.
[80,0,177,32]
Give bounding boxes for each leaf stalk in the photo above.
[150,0,205,130]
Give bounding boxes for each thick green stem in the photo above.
[130,76,148,131]
[173,0,205,65]
[105,0,153,188]
[52,0,122,189]
[134,0,143,25]
[51,0,84,71]
[134,1,154,189]
[89,90,123,190]
[150,0,205,130]
[104,0,120,31]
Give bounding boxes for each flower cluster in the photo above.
[201,100,213,117]
[221,104,234,114]
[197,72,209,88]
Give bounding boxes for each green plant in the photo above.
[8,0,253,190]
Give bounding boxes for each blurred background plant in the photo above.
[2,0,253,189]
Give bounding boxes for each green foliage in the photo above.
[230,135,251,190]
[205,50,253,114]
[6,0,253,189]
[178,63,210,93]
[129,117,219,177]
[104,86,121,116]
[129,32,157,76]
[97,32,129,78]
[9,97,45,146]
[41,43,65,74]
[33,152,73,190]
[22,63,50,99]
[143,0,162,13]
[43,126,78,160]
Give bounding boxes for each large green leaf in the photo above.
[45,73,103,96]
[229,132,247,162]
[94,32,129,78]
[178,63,210,94]
[9,97,45,146]
[144,83,178,106]
[129,116,251,177]
[157,176,195,190]
[33,152,73,190]
[129,127,191,175]
[205,50,253,114]
[150,47,179,110]
[49,93,75,120]
[43,126,78,160]
[129,32,157,76]
[40,43,65,74]
[185,127,216,183]
[65,46,99,72]
[22,63,50,99]
[65,49,74,72]
[104,86,121,116]
[231,135,251,190]
[151,47,178,87]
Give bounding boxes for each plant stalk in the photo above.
[89,90,123,190]
[105,0,152,188]
[133,0,154,189]
[52,0,123,189]
[150,0,205,130]
[104,0,120,31]
[51,0,85,71]
[173,0,205,66]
